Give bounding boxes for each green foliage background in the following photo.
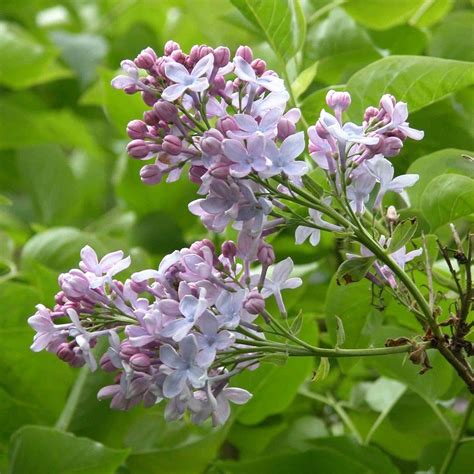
[0,0,473,472]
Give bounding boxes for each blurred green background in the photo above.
[0,0,473,473]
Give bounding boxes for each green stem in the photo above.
[439,397,473,474]
[55,365,89,432]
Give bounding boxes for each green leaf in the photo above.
[304,8,381,84]
[369,25,428,55]
[346,56,474,119]
[8,426,129,474]
[50,32,108,87]
[16,145,80,226]
[334,315,345,347]
[325,278,383,371]
[407,148,474,208]
[335,256,375,285]
[230,0,306,62]
[388,218,418,252]
[410,0,454,28]
[343,0,424,30]
[292,63,318,99]
[312,357,330,383]
[419,439,474,474]
[420,174,474,231]
[213,446,385,473]
[428,11,474,62]
[0,195,11,206]
[235,356,313,424]
[21,227,107,272]
[365,377,406,412]
[0,22,72,89]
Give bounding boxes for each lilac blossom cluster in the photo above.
[112,41,307,237]
[28,241,302,424]
[306,90,423,217]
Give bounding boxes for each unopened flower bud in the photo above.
[209,163,230,179]
[326,90,351,113]
[57,343,75,363]
[164,40,180,56]
[127,139,150,159]
[315,121,329,139]
[213,46,230,67]
[251,58,266,75]
[244,290,265,315]
[211,74,226,93]
[217,116,238,135]
[134,47,157,69]
[364,106,379,123]
[190,239,215,255]
[387,206,399,222]
[140,164,163,185]
[201,136,222,155]
[198,45,214,60]
[130,353,151,372]
[142,91,158,107]
[170,49,186,63]
[277,118,296,140]
[100,353,116,372]
[236,45,253,63]
[162,135,182,155]
[143,110,159,126]
[222,240,237,259]
[257,242,275,266]
[153,100,178,122]
[127,120,148,139]
[188,165,206,184]
[120,341,138,360]
[382,136,403,157]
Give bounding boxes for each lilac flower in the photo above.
[195,313,235,366]
[79,246,131,289]
[366,156,419,208]
[162,54,214,101]
[111,60,141,90]
[260,258,302,315]
[126,305,164,347]
[160,291,209,341]
[319,110,378,147]
[160,334,207,398]
[260,131,307,178]
[295,200,343,246]
[346,166,377,214]
[211,386,252,425]
[378,95,424,140]
[67,308,98,371]
[234,57,284,92]
[222,135,267,178]
[28,305,69,352]
[228,109,282,139]
[215,290,246,329]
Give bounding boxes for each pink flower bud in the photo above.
[170,49,186,63]
[189,45,200,63]
[134,47,157,69]
[236,45,253,63]
[198,45,213,60]
[154,100,178,122]
[127,139,150,159]
[244,290,265,314]
[140,164,163,185]
[142,91,158,107]
[211,75,226,93]
[164,40,180,56]
[99,353,116,372]
[209,163,230,179]
[387,205,399,222]
[217,116,238,135]
[315,121,329,139]
[130,353,151,372]
[257,242,275,266]
[57,343,75,363]
[188,165,206,184]
[120,341,138,360]
[364,106,379,123]
[127,120,148,139]
[201,136,222,155]
[162,135,182,155]
[326,90,351,113]
[382,136,403,157]
[213,46,230,67]
[277,118,296,140]
[251,58,266,76]
[221,240,237,259]
[190,239,215,255]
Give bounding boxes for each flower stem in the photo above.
[55,365,89,432]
